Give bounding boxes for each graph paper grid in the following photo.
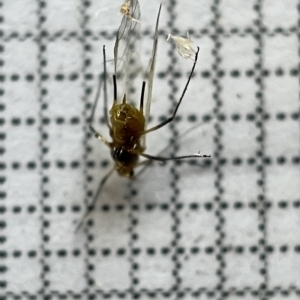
[0,0,300,299]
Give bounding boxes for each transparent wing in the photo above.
[114,0,142,98]
[141,4,162,148]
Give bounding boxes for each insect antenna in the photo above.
[143,46,200,135]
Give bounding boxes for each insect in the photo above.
[167,32,196,60]
[77,0,210,230]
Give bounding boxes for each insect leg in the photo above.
[135,117,213,176]
[130,151,209,181]
[75,166,115,232]
[143,47,200,135]
[138,151,210,161]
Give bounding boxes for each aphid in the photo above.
[77,0,210,230]
[167,32,196,60]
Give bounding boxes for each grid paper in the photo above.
[1,0,300,299]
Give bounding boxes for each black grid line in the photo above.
[2,286,300,299]
[1,26,300,43]
[210,1,226,298]
[36,0,48,294]
[253,0,269,297]
[164,0,184,296]
[78,0,94,294]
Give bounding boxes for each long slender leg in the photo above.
[143,47,200,135]
[135,118,214,176]
[133,151,209,181]
[138,151,210,161]
[135,155,207,179]
[77,47,113,232]
[76,166,115,232]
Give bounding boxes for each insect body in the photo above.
[77,0,209,230]
[109,93,145,177]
